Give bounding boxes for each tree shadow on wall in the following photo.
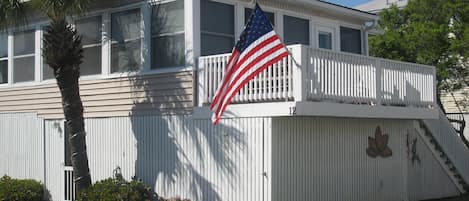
[126,4,244,198]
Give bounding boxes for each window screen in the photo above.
[319,31,332,50]
[284,15,309,45]
[340,26,362,54]
[111,9,142,73]
[152,0,185,69]
[201,0,235,56]
[76,16,102,75]
[13,30,35,83]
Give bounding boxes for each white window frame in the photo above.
[11,28,40,85]
[149,0,186,70]
[0,32,8,86]
[316,25,336,50]
[339,23,364,55]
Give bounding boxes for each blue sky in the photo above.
[323,0,372,8]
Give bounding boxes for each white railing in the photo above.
[64,166,75,201]
[198,45,436,108]
[306,48,435,107]
[198,49,294,105]
[423,108,469,189]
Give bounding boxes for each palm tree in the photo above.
[0,0,92,192]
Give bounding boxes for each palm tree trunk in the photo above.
[43,17,91,192]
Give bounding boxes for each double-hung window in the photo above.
[201,0,235,56]
[76,16,103,75]
[0,33,7,84]
[283,15,309,45]
[111,9,142,73]
[151,0,185,69]
[13,30,35,83]
[318,26,333,50]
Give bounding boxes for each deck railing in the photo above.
[64,166,75,201]
[198,45,436,108]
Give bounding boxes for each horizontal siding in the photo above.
[272,117,409,201]
[0,71,194,119]
[0,113,44,182]
[81,115,268,201]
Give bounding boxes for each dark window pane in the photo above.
[81,46,102,75]
[152,0,184,35]
[319,32,332,49]
[201,0,234,35]
[111,9,142,72]
[0,60,7,84]
[201,34,234,56]
[43,63,54,80]
[284,15,309,45]
[245,8,275,26]
[0,33,7,58]
[111,40,141,73]
[76,16,102,45]
[111,9,141,43]
[14,56,34,82]
[14,30,35,56]
[340,26,362,54]
[152,34,185,69]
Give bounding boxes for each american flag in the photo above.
[210,3,288,124]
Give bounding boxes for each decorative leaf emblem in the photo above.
[366,126,392,158]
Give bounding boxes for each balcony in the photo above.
[195,45,438,119]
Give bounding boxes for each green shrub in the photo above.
[77,177,155,201]
[0,175,45,201]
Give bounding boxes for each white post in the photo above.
[292,45,307,102]
[375,58,382,106]
[198,59,205,107]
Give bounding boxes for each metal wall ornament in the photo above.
[366,126,393,158]
[406,132,421,166]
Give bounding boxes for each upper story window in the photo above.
[13,30,35,83]
[42,26,55,80]
[111,9,142,73]
[283,15,309,45]
[201,0,234,56]
[245,8,275,26]
[340,26,361,54]
[318,27,333,50]
[76,16,102,75]
[0,33,7,84]
[152,0,185,69]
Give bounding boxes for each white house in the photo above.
[0,0,468,201]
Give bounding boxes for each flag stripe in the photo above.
[213,46,288,118]
[213,51,289,124]
[210,32,278,109]
[210,34,281,110]
[209,50,240,110]
[212,42,285,114]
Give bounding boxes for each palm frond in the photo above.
[0,0,28,29]
[37,0,91,19]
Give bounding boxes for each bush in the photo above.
[77,177,155,201]
[0,175,45,201]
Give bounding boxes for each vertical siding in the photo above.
[0,113,44,181]
[407,128,459,201]
[44,120,66,201]
[83,115,269,201]
[272,117,411,201]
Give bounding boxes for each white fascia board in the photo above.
[294,0,378,21]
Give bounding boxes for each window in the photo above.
[0,33,7,84]
[13,30,35,83]
[76,16,102,75]
[283,15,309,45]
[245,8,275,26]
[111,9,142,73]
[318,26,334,50]
[201,0,234,56]
[340,26,361,54]
[152,0,185,69]
[41,26,55,80]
